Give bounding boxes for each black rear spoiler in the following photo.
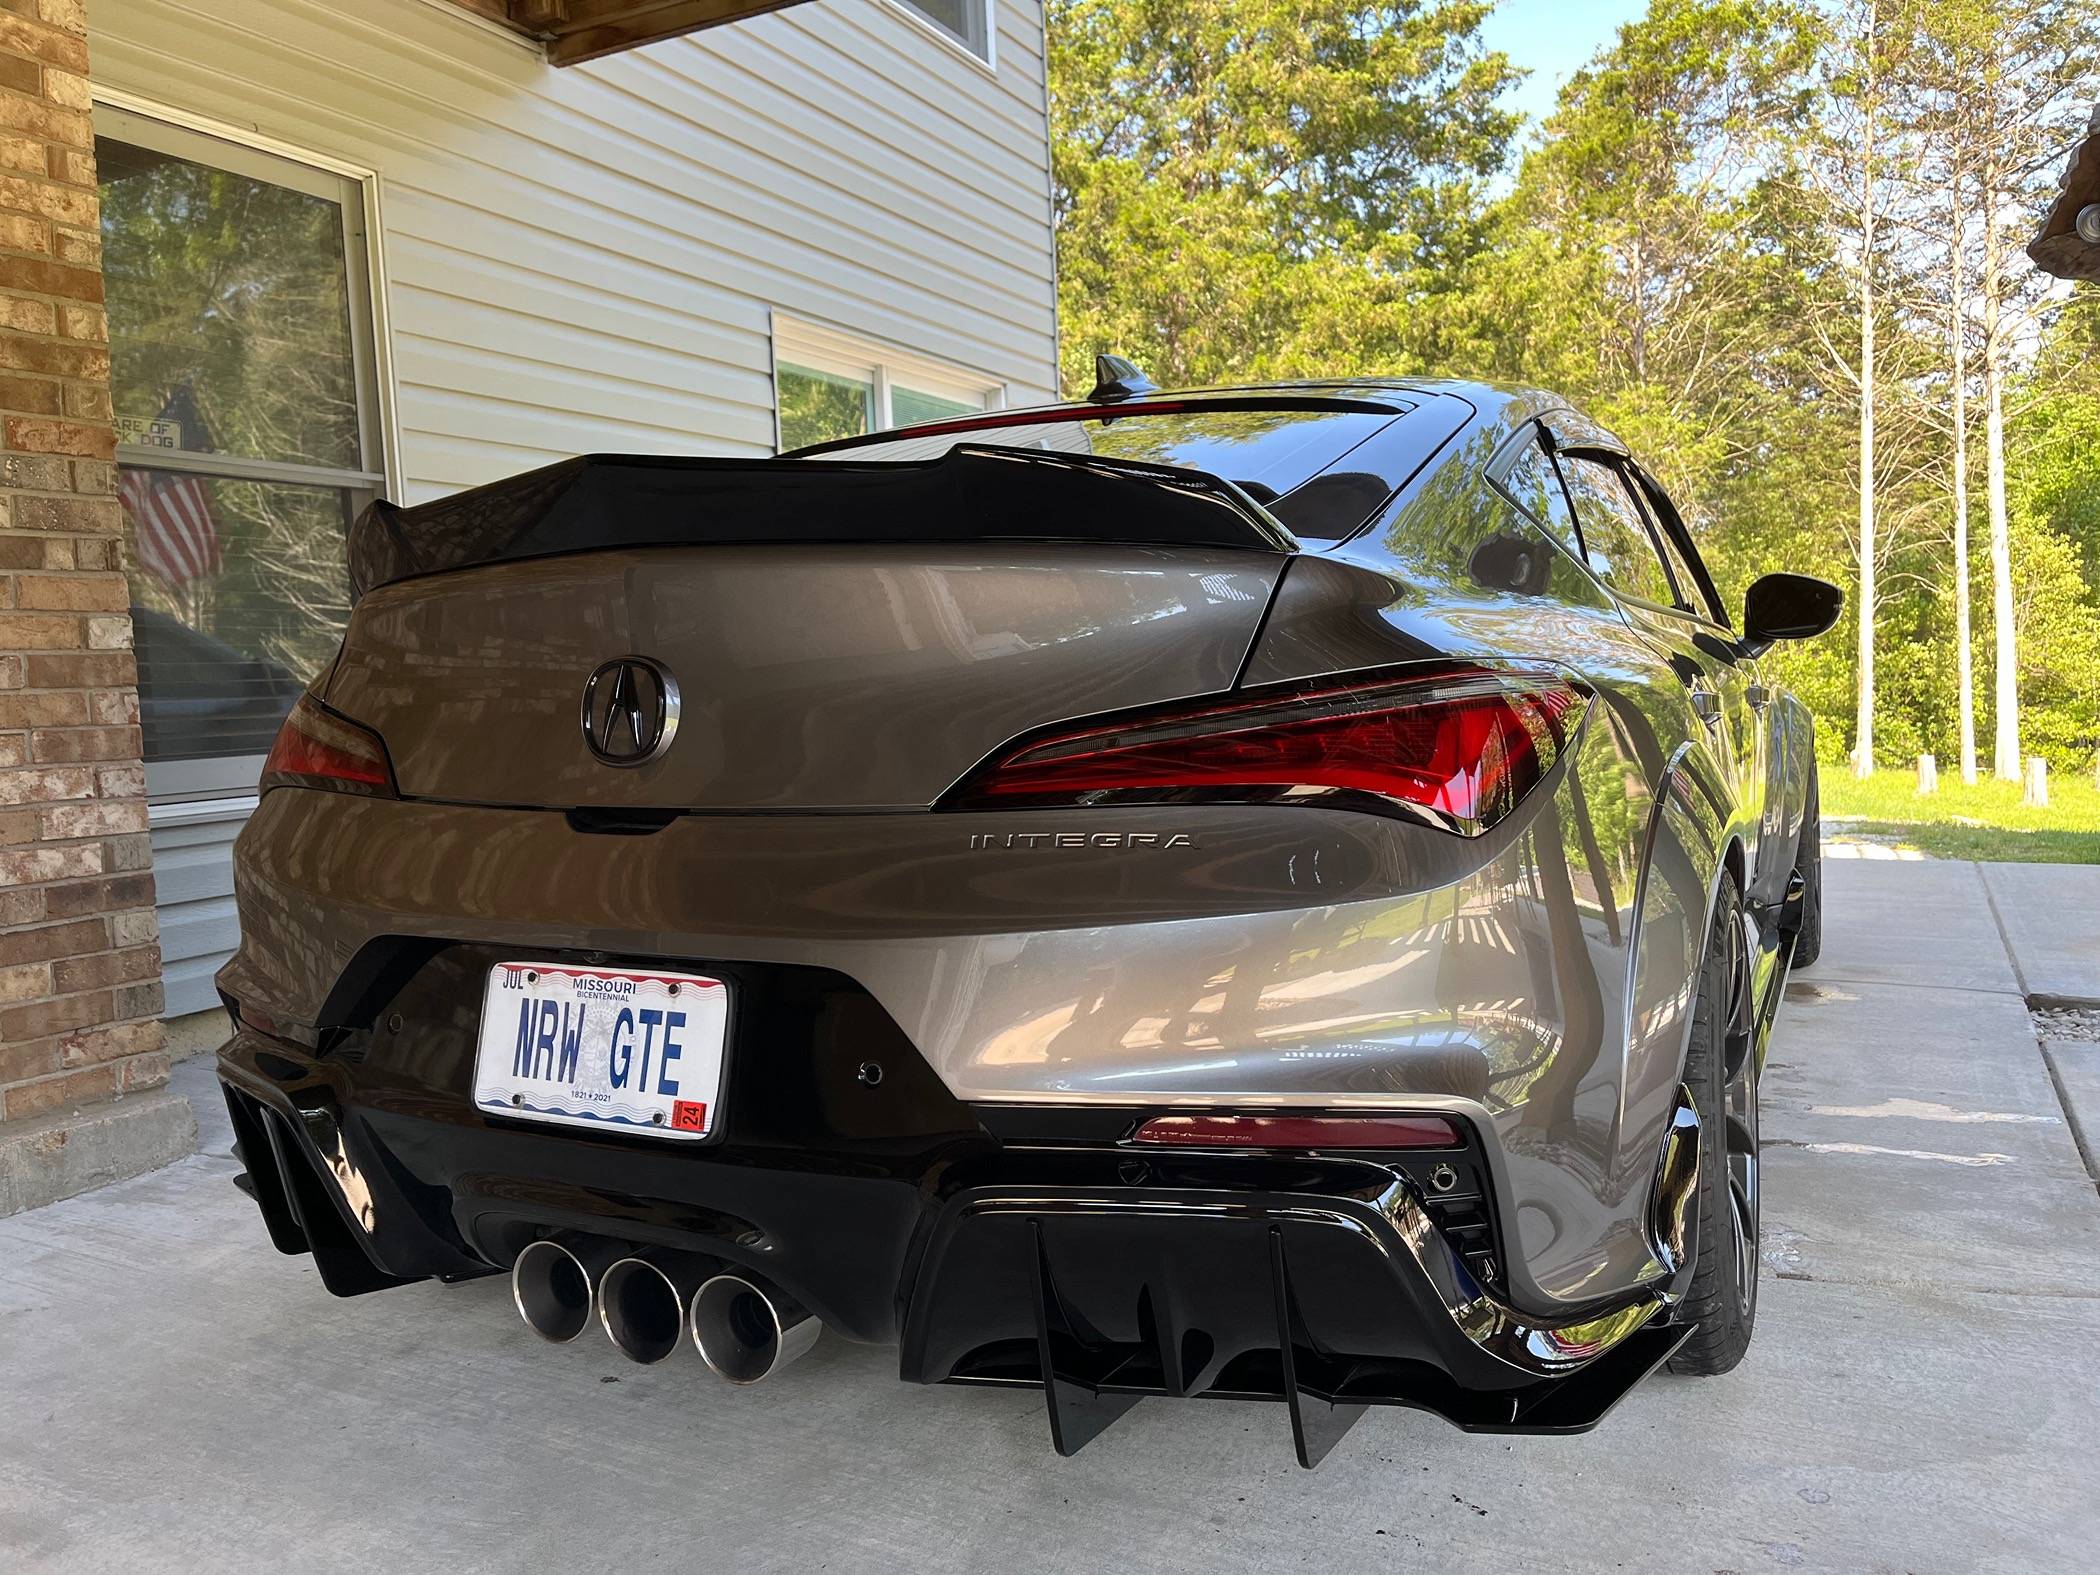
[347,444,1299,601]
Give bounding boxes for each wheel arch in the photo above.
[1618,746,1746,1299]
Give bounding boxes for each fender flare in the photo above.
[1623,742,1746,1287]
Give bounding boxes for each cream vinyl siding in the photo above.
[93,0,1057,502]
[148,800,249,1018]
[93,0,1055,1016]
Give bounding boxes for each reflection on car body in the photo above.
[213,372,1838,1466]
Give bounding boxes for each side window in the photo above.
[1495,433,1582,554]
[1555,454,1679,607]
[1625,470,1726,625]
[896,1,994,61]
[772,317,1003,452]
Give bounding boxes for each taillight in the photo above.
[260,694,395,797]
[946,666,1584,835]
[1130,1113,1461,1149]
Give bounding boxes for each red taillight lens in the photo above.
[1130,1113,1461,1150]
[948,667,1584,834]
[260,694,395,797]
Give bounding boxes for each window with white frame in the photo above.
[97,106,386,801]
[772,318,1004,452]
[894,0,993,62]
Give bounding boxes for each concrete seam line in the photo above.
[2040,1045,2100,1197]
[1975,862,2034,1000]
[1984,865,2100,1197]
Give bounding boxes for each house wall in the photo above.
[1,0,1058,1203]
[0,0,194,1210]
[94,0,1059,501]
[88,0,1059,1018]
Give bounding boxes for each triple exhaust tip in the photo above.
[512,1236,622,1344]
[511,1236,817,1381]
[691,1272,821,1384]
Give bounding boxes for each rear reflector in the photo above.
[260,694,395,797]
[1130,1113,1461,1150]
[947,666,1583,835]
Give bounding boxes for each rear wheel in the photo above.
[1788,766,1822,968]
[1668,869,1759,1376]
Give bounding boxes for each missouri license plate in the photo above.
[471,962,728,1141]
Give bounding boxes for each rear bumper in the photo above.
[217,778,1693,1315]
[219,1020,1681,1449]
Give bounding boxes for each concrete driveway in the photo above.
[3,859,2098,1573]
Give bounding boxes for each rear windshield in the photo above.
[796,403,1418,540]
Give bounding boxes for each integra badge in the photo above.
[967,831,1197,850]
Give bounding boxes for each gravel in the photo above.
[2032,1005,2100,1043]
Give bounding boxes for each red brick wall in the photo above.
[0,0,166,1124]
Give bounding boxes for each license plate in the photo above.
[472,962,728,1141]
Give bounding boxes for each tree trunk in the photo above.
[1981,166,2019,782]
[1856,284,1876,779]
[1949,177,1977,785]
[1853,33,1877,782]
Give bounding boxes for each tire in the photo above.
[1789,765,1823,969]
[1668,868,1759,1376]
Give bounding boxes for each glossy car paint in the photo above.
[217,378,1819,1375]
[324,544,1284,810]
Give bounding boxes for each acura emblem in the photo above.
[580,656,679,767]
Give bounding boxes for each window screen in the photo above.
[778,363,876,450]
[772,322,997,452]
[1555,454,1678,607]
[890,385,978,427]
[100,117,382,786]
[900,0,991,58]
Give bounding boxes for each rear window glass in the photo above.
[796,405,1415,540]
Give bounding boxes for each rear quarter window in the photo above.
[1380,430,1611,610]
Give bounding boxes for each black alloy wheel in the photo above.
[1669,868,1760,1375]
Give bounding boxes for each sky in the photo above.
[1477,0,1650,135]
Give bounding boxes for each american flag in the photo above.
[119,386,220,589]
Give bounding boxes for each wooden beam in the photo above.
[436,0,811,64]
[2030,104,2100,282]
[443,0,522,25]
[544,0,812,65]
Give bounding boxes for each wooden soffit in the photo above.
[446,0,813,66]
[2031,103,2100,282]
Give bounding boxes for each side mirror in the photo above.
[1742,572,1842,653]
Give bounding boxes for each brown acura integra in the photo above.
[214,365,1839,1467]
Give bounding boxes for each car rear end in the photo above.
[216,390,1689,1465]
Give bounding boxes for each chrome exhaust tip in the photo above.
[512,1236,624,1344]
[597,1253,715,1364]
[689,1273,819,1384]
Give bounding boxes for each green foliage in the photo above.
[1051,0,2100,783]
[1050,0,1520,391]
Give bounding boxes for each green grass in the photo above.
[1820,768,2100,864]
